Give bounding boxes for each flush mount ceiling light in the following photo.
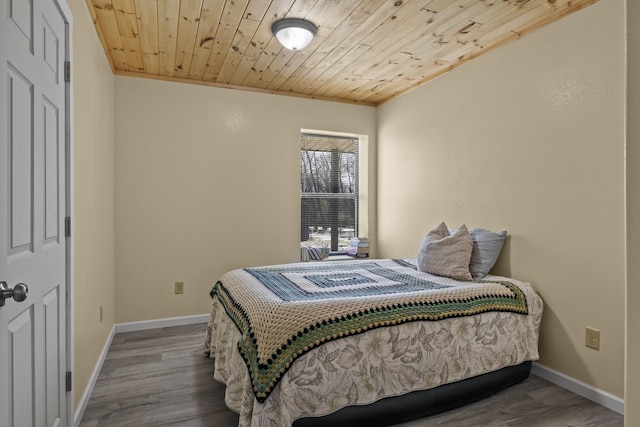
[271,18,317,51]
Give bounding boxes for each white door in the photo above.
[0,0,69,426]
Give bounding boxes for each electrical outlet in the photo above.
[175,281,184,295]
[586,327,600,350]
[99,305,103,323]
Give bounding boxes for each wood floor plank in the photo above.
[79,323,623,427]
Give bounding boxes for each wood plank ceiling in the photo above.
[85,0,600,106]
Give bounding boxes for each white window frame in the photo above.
[300,130,366,254]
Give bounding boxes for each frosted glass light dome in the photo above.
[271,18,317,51]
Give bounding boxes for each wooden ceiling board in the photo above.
[231,0,296,88]
[200,0,251,81]
[134,0,160,74]
[224,0,296,85]
[91,1,127,70]
[182,0,219,79]
[319,3,437,100]
[257,1,356,89]
[85,0,601,105]
[112,0,137,37]
[173,0,203,78]
[157,0,180,76]
[285,2,397,94]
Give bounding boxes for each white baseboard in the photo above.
[532,362,624,415]
[74,324,116,427]
[73,314,209,426]
[115,313,209,333]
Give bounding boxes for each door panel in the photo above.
[42,17,59,82]
[44,97,60,245]
[1,0,68,426]
[43,286,61,426]
[7,307,35,427]
[8,66,34,258]
[8,0,33,52]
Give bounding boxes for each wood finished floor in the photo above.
[79,323,623,427]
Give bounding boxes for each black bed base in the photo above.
[293,360,532,427]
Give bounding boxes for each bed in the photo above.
[203,257,543,427]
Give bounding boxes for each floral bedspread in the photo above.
[204,259,543,427]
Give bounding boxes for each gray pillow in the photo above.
[468,228,507,279]
[417,222,473,281]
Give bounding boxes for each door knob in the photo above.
[0,281,28,307]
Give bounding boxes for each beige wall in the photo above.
[377,0,625,398]
[68,0,116,410]
[627,0,640,423]
[113,77,376,323]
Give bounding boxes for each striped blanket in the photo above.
[210,259,529,403]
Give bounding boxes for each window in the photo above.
[300,133,358,253]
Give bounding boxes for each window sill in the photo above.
[327,255,367,261]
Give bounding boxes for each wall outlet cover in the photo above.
[586,327,600,351]
[175,282,184,295]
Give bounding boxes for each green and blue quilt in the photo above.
[210,259,528,402]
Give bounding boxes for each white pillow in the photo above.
[417,222,473,281]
